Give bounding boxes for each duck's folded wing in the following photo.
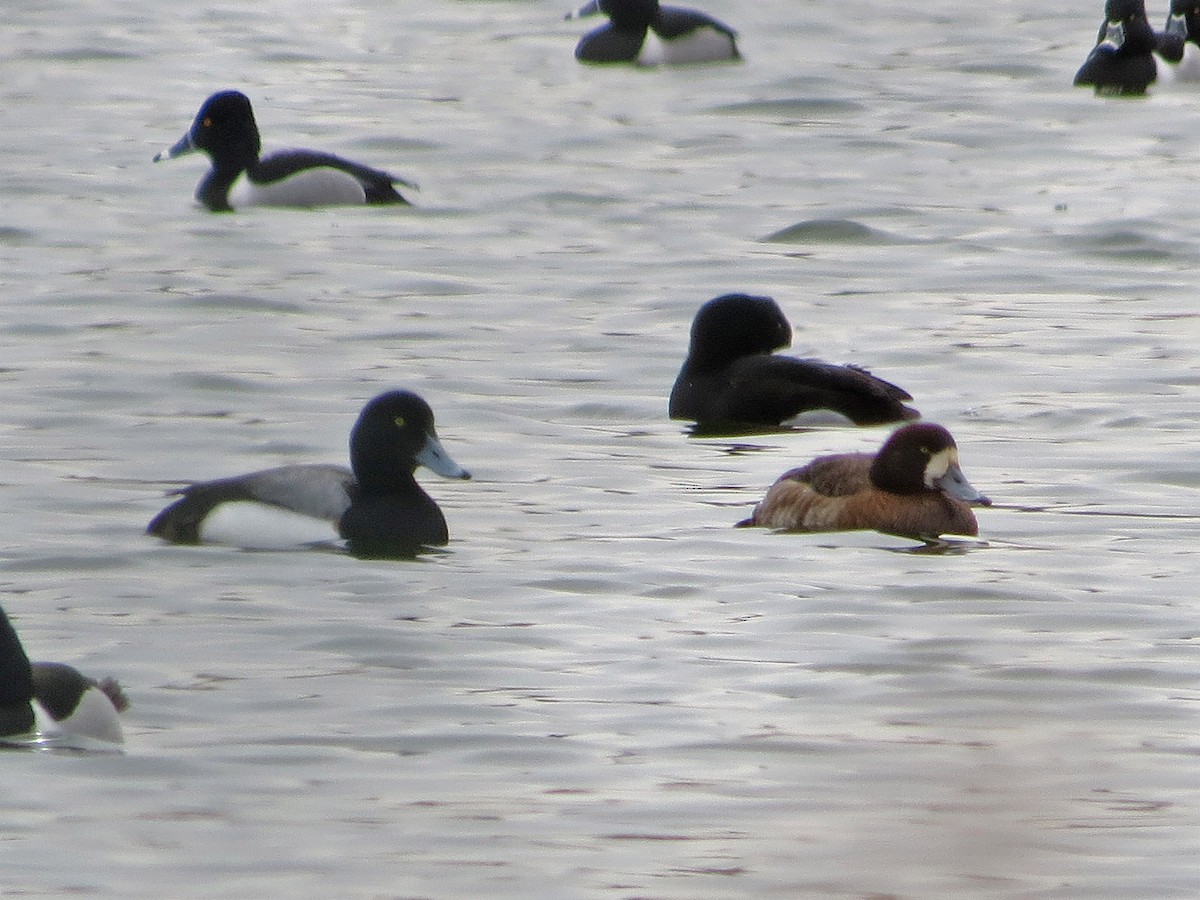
[1073,45,1157,92]
[252,150,414,200]
[726,355,918,425]
[233,464,357,519]
[654,6,737,39]
[576,23,646,61]
[774,455,873,498]
[836,362,913,401]
[28,663,96,721]
[1073,45,1113,86]
[148,464,355,543]
[1157,32,1186,63]
[738,454,872,529]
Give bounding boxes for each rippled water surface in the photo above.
[2,0,1199,896]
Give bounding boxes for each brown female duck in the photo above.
[737,423,991,540]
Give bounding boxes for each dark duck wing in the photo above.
[575,23,647,61]
[718,354,918,427]
[653,5,737,41]
[251,150,414,204]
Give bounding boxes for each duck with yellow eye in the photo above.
[154,90,416,212]
[147,391,470,558]
[737,423,991,541]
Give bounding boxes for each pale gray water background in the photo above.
[1,0,1199,896]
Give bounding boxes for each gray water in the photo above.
[2,0,1199,896]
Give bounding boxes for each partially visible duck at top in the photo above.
[0,606,129,747]
[1074,0,1173,95]
[1157,0,1200,79]
[147,390,470,560]
[736,423,992,542]
[154,90,416,212]
[567,0,739,66]
[669,294,919,435]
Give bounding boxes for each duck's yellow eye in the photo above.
[393,416,406,429]
[202,117,212,128]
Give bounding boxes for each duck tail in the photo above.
[96,677,130,713]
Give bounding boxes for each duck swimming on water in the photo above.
[147,391,470,559]
[567,0,739,65]
[0,606,128,746]
[1075,0,1173,94]
[669,293,918,434]
[736,423,991,541]
[155,90,416,212]
[1156,0,1200,78]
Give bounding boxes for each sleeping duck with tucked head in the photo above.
[147,390,470,559]
[154,90,416,212]
[1,606,129,747]
[669,293,918,434]
[736,423,991,541]
[567,0,739,65]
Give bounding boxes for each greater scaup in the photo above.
[567,0,739,65]
[1157,0,1200,78]
[0,606,128,746]
[1075,0,1172,94]
[147,390,470,558]
[736,423,991,540]
[154,90,416,212]
[669,293,919,434]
